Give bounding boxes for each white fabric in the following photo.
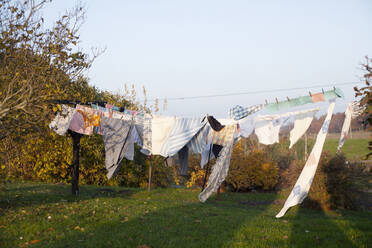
[255,108,320,146]
[337,102,364,152]
[159,117,206,157]
[289,108,319,148]
[49,105,76,135]
[151,115,176,155]
[276,101,335,218]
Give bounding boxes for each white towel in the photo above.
[151,116,176,155]
[276,101,335,218]
[289,108,319,148]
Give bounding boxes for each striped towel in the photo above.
[188,124,210,154]
[159,117,206,157]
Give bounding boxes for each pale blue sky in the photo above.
[45,0,372,117]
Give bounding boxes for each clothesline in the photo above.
[143,82,360,102]
[48,87,363,217]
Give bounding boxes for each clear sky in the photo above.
[44,0,372,117]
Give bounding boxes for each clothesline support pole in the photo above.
[216,186,221,201]
[148,155,152,192]
[69,130,83,196]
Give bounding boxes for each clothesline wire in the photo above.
[144,82,362,102]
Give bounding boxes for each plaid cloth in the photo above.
[229,104,264,120]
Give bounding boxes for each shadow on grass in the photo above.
[21,190,277,248]
[0,183,136,214]
[286,200,360,248]
[0,188,272,248]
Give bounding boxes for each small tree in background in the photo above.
[354,56,372,157]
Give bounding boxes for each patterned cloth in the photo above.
[207,124,236,146]
[49,105,76,135]
[228,104,264,121]
[199,125,237,202]
[69,105,101,135]
[276,101,335,218]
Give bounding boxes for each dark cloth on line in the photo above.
[212,144,223,158]
[207,116,225,131]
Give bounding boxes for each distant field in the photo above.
[303,131,370,160]
[324,139,370,160]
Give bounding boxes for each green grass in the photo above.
[1,182,371,248]
[323,139,370,160]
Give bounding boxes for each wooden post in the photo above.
[216,186,221,201]
[69,130,83,196]
[148,155,152,192]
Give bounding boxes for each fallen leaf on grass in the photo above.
[282,220,288,224]
[282,235,288,239]
[121,217,129,223]
[19,240,40,247]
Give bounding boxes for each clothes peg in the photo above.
[286,96,290,102]
[333,86,336,91]
[265,99,268,105]
[309,91,312,97]
[275,97,279,104]
[322,88,324,94]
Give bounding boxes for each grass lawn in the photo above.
[324,139,370,160]
[1,182,371,248]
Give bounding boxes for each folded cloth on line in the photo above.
[255,107,320,146]
[228,104,264,121]
[289,108,319,148]
[207,124,236,146]
[159,117,206,157]
[151,116,176,155]
[101,117,134,179]
[69,104,101,135]
[265,88,343,113]
[49,105,76,136]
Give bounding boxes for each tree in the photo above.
[354,56,372,157]
[0,0,98,139]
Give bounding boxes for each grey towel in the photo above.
[101,117,133,179]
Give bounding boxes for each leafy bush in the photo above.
[279,152,366,210]
[225,141,279,191]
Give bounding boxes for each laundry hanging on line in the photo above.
[276,100,336,218]
[264,88,343,113]
[254,107,320,146]
[49,87,345,205]
[337,101,364,152]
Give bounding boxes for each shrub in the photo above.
[279,152,364,210]
[226,141,279,191]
